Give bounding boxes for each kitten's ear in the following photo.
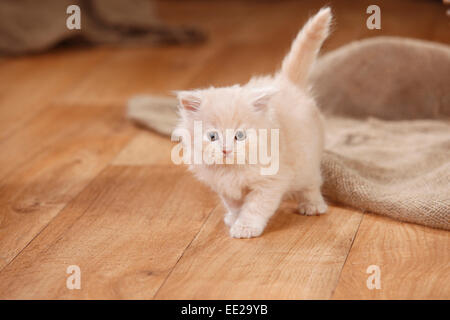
[251,87,278,111]
[175,91,202,112]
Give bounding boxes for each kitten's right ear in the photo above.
[175,91,202,112]
[251,87,278,111]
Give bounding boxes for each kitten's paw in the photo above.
[224,211,238,227]
[229,221,264,239]
[298,201,328,216]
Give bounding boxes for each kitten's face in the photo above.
[177,85,277,165]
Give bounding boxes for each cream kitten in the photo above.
[175,8,332,238]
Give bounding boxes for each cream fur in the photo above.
[176,7,332,238]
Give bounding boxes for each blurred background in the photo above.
[1,0,449,91]
[1,0,448,138]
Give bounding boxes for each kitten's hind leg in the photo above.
[221,196,243,227]
[298,187,328,216]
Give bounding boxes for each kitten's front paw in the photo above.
[229,220,264,239]
[224,211,238,227]
[298,201,328,216]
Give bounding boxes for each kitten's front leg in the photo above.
[230,187,284,239]
[221,195,243,227]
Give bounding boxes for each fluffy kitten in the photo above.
[175,8,332,238]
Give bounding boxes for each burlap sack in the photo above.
[0,0,204,55]
[127,37,450,230]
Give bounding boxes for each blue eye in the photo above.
[235,130,246,141]
[208,131,219,141]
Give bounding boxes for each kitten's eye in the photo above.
[207,131,219,142]
[234,130,246,141]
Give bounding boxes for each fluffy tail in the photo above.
[280,7,332,88]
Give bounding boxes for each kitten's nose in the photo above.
[222,149,231,155]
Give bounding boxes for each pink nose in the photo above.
[222,149,231,155]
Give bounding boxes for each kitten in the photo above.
[175,8,332,238]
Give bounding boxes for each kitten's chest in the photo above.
[196,167,250,200]
[217,178,246,200]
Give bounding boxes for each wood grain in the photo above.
[113,132,176,166]
[0,49,111,141]
[155,203,363,299]
[0,106,135,270]
[55,46,217,107]
[0,166,218,299]
[332,214,450,299]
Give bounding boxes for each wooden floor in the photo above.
[0,0,449,299]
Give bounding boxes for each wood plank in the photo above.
[154,203,363,299]
[0,106,135,270]
[56,45,220,107]
[0,37,220,153]
[0,102,132,181]
[0,166,217,299]
[332,214,450,299]
[0,49,111,141]
[113,132,176,166]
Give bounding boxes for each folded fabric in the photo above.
[0,0,204,55]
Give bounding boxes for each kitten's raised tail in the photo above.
[280,7,332,88]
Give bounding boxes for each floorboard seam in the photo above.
[0,158,130,275]
[152,203,220,299]
[329,212,365,299]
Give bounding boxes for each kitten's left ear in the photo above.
[251,87,278,111]
[175,90,202,112]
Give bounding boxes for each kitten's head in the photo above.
[176,85,277,165]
